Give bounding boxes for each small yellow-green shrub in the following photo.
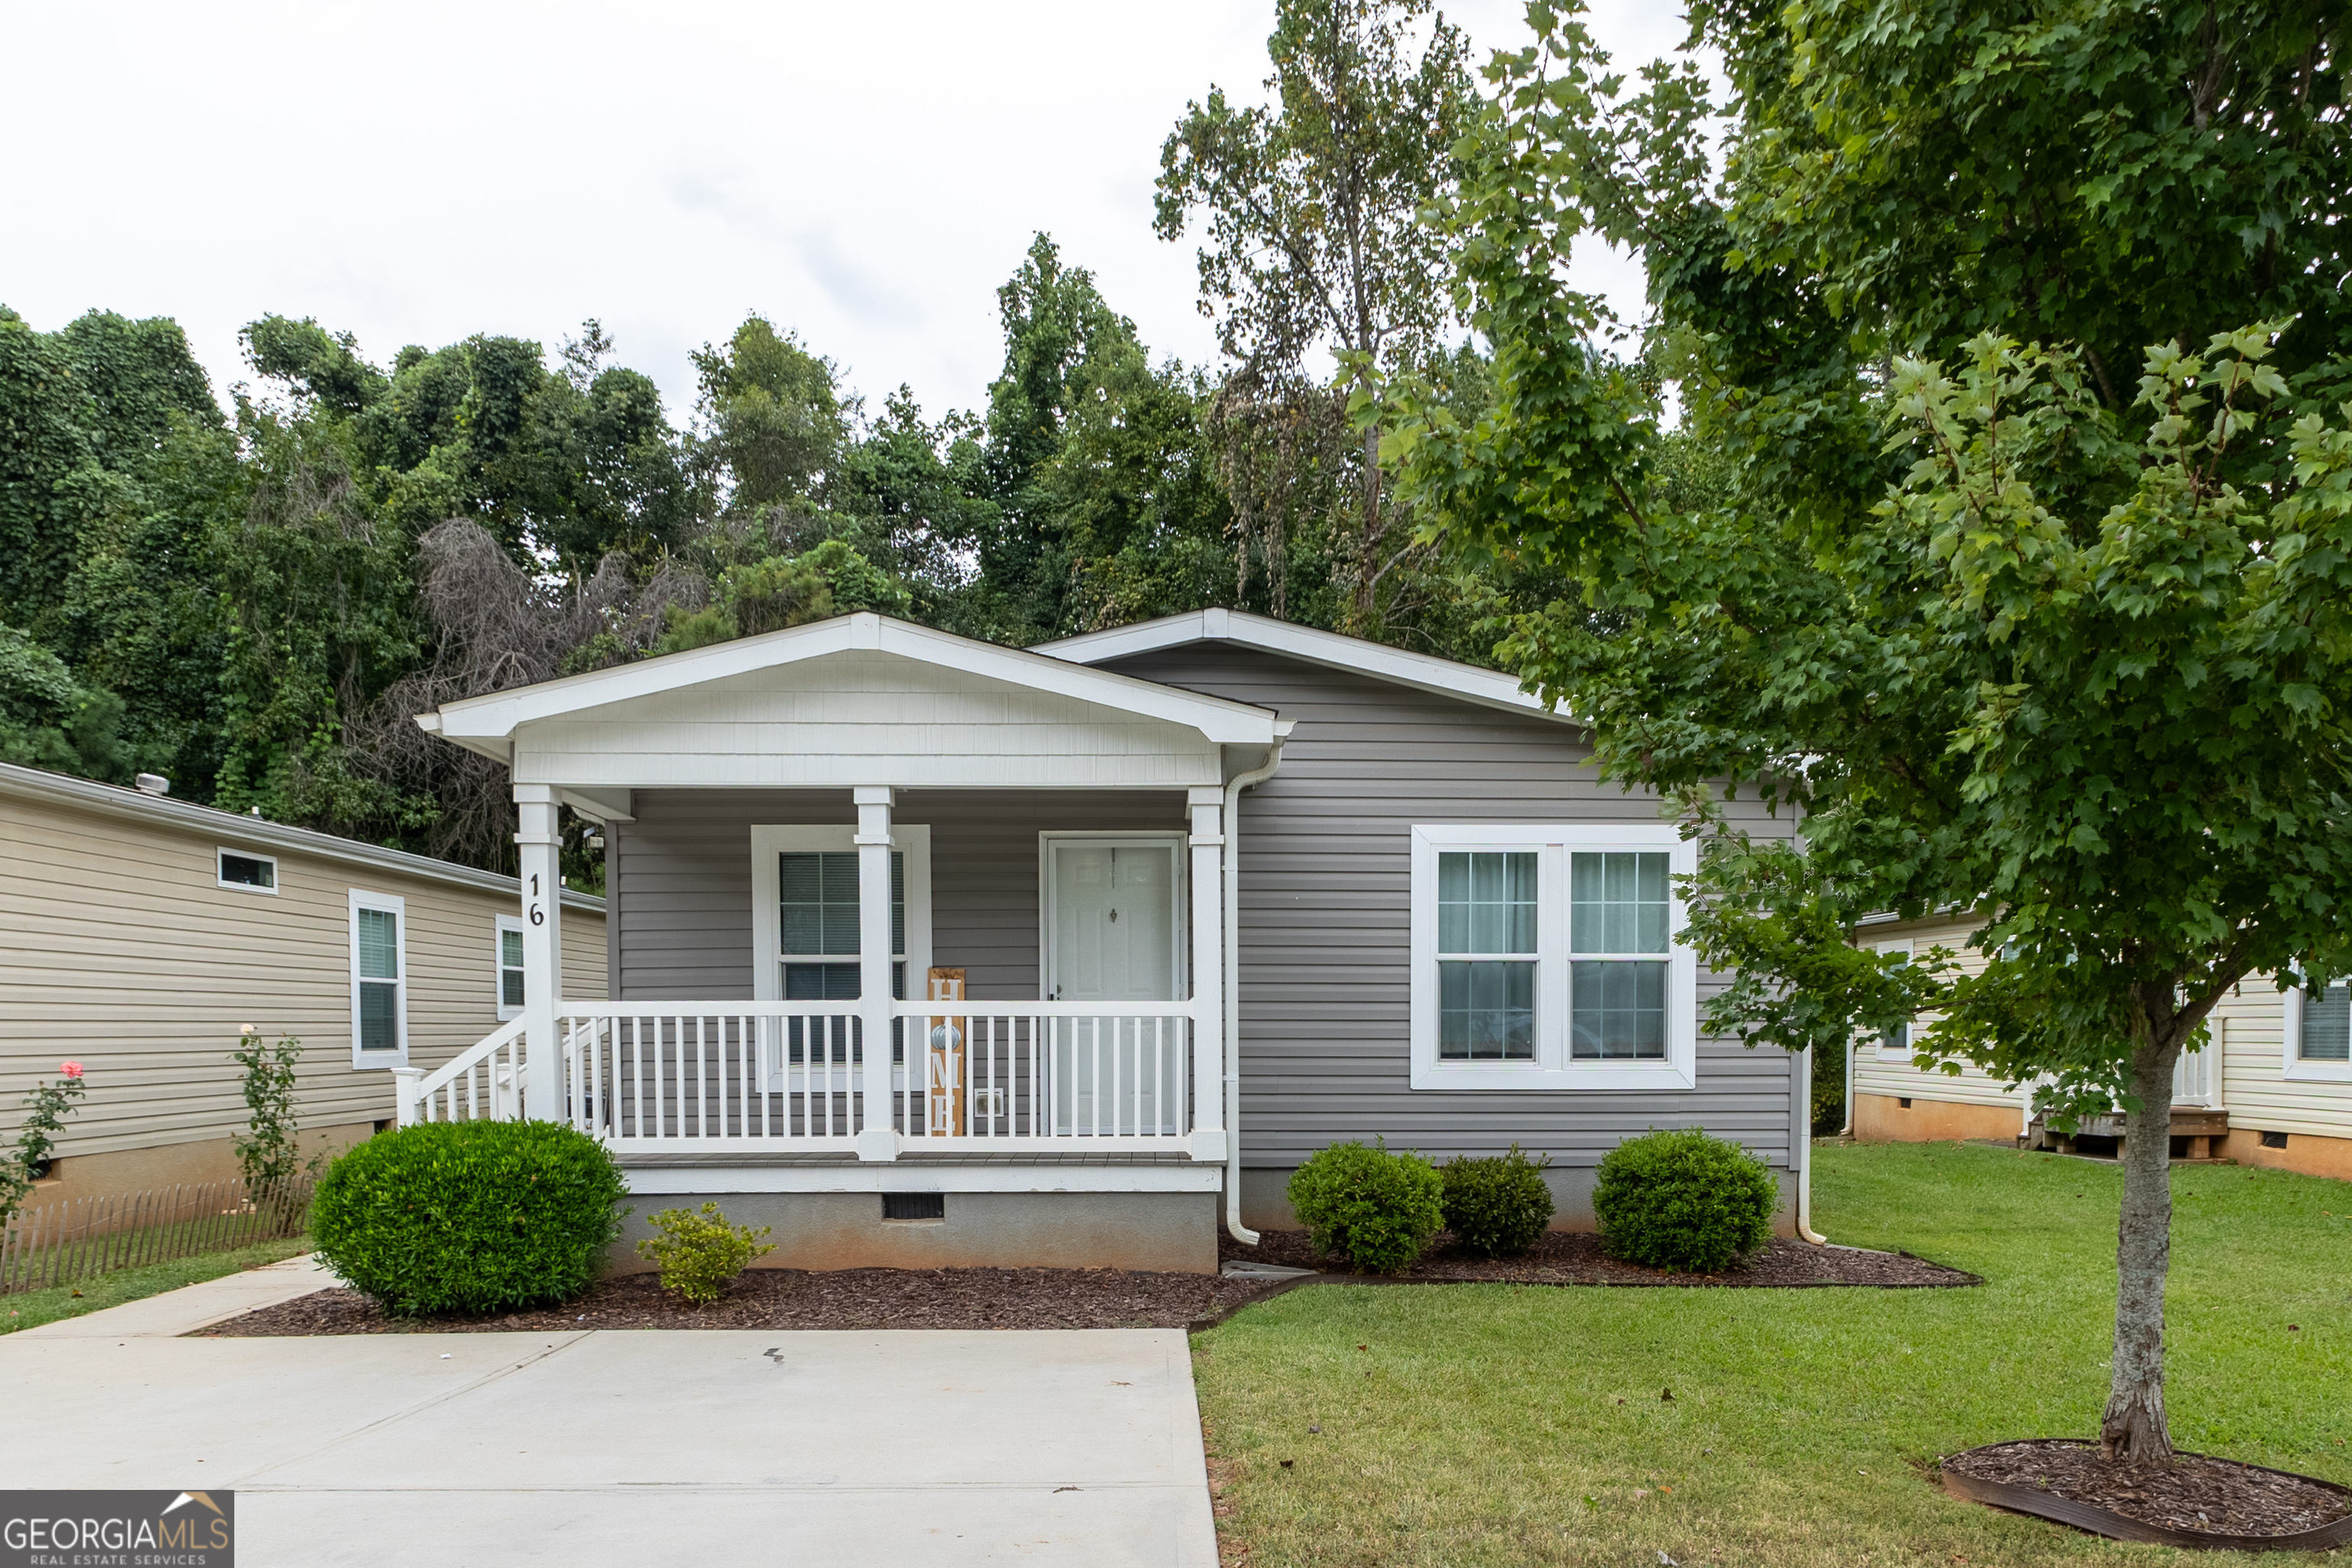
[635,1203,775,1305]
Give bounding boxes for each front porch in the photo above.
[396,616,1288,1269]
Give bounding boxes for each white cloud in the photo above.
[0,0,1706,425]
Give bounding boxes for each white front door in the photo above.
[1044,838,1182,1133]
[1048,841,1179,1002]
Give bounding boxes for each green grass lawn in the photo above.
[1193,1142,2352,1566]
[0,1236,312,1335]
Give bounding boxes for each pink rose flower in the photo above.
[60,1061,83,1079]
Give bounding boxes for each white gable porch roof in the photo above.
[1033,607,1573,724]
[418,612,1287,797]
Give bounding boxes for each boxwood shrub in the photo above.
[1441,1145,1555,1257]
[1286,1138,1443,1273]
[312,1120,627,1316]
[1593,1128,1779,1273]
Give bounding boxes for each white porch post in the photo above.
[1187,789,1227,1161]
[514,784,565,1122]
[854,786,900,1161]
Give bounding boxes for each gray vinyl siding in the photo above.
[1097,643,1803,1171]
[612,789,1187,1002]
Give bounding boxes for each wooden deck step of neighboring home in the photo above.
[2027,1109,2232,1161]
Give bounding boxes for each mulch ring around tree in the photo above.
[1942,1439,2352,1549]
[1227,1228,1980,1288]
[191,1266,1285,1336]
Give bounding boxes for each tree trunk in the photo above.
[2101,1031,2181,1464]
[1353,423,1383,632]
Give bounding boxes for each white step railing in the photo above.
[394,1016,525,1127]
[401,1000,1199,1155]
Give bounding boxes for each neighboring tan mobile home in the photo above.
[1848,911,2352,1181]
[406,609,1816,1272]
[0,762,605,1204]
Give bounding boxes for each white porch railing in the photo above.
[399,1000,1200,1155]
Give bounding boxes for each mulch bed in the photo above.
[192,1266,1280,1336]
[1945,1439,2352,1540]
[1227,1227,1978,1288]
[191,1231,1971,1338]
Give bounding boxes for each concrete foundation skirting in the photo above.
[1235,1163,1800,1236]
[1854,1092,2023,1145]
[21,1122,379,1208]
[613,1190,1219,1275]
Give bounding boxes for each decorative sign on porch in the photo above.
[926,969,967,1136]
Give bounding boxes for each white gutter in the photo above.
[1798,1046,1828,1245]
[1222,737,1286,1246]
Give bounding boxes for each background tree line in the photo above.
[0,0,1553,885]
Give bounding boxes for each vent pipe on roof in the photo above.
[134,773,170,795]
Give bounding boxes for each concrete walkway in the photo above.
[0,1258,1220,1566]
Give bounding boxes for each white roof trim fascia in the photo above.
[1033,608,1575,724]
[429,612,1281,746]
[0,760,605,913]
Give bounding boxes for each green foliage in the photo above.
[0,622,131,780]
[1592,1129,1779,1274]
[1381,0,2352,1456]
[311,1120,626,1317]
[230,1028,312,1190]
[2,1063,87,1223]
[691,315,847,514]
[634,1202,775,1305]
[1439,1145,1554,1258]
[1287,1138,1444,1273]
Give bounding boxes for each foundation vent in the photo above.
[883,1193,946,1221]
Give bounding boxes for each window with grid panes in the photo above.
[1436,851,1538,1060]
[779,850,905,1060]
[1568,851,1670,1060]
[2301,982,2351,1062]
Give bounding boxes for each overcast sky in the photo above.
[2,0,1697,427]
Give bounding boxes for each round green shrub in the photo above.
[1440,1145,1556,1257]
[1593,1128,1779,1273]
[312,1120,628,1316]
[1286,1138,1443,1273]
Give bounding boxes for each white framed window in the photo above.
[750,826,932,1077]
[495,914,526,1021]
[2285,980,2352,1083]
[1409,824,1697,1090]
[217,848,277,893]
[349,890,407,1067]
[1873,939,1917,1061]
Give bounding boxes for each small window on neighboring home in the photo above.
[495,915,526,1021]
[217,848,277,892]
[2299,983,2350,1063]
[351,891,407,1066]
[1873,939,1916,1060]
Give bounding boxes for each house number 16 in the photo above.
[529,874,546,926]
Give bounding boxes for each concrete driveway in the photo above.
[0,1259,1220,1566]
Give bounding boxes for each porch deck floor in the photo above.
[613,1148,1198,1168]
[1,1269,1217,1566]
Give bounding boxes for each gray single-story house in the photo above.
[407,609,1812,1272]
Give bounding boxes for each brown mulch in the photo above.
[1947,1440,2352,1538]
[191,1266,1283,1337]
[1227,1227,1978,1288]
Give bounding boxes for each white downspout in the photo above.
[1223,734,1286,1246]
[1798,1045,1828,1245]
